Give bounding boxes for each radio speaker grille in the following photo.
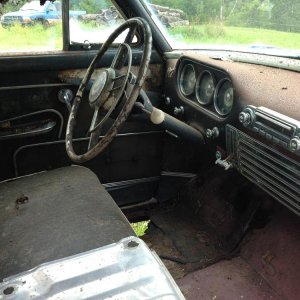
[226,125,300,216]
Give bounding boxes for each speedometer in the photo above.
[214,79,234,116]
[195,71,215,105]
[179,64,196,96]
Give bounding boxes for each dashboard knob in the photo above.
[206,127,219,139]
[239,112,252,126]
[290,137,300,152]
[165,97,171,106]
[174,106,184,116]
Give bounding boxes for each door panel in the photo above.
[0,50,165,195]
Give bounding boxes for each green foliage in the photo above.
[270,0,300,32]
[1,21,300,52]
[225,0,270,28]
[204,21,226,38]
[131,221,150,237]
[0,22,62,52]
[150,0,221,23]
[70,0,110,14]
[169,23,226,44]
[149,0,300,33]
[168,25,300,49]
[0,0,27,15]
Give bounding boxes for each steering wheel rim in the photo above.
[66,18,152,163]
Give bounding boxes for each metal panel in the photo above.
[226,125,300,216]
[0,237,184,299]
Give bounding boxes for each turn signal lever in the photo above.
[135,90,205,145]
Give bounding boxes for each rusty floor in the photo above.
[140,204,300,300]
[178,257,281,300]
[142,203,228,280]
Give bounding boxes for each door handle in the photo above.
[0,120,56,140]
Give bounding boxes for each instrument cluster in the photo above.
[177,59,234,117]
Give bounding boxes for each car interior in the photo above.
[0,0,299,299]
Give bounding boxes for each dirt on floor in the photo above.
[140,203,300,300]
[140,202,230,280]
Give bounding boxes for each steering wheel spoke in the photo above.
[88,130,100,151]
[89,106,101,133]
[111,42,132,71]
[125,24,138,44]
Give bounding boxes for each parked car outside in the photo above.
[0,0,86,27]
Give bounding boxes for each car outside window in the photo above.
[0,0,62,53]
[143,0,300,57]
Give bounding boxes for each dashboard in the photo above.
[163,53,300,216]
[178,59,234,117]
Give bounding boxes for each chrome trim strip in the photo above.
[103,176,160,190]
[0,83,72,91]
[161,171,197,178]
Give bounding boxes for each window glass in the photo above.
[0,0,62,53]
[143,0,300,56]
[69,0,127,45]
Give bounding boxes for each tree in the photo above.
[270,0,300,32]
[225,0,270,28]
[70,0,110,14]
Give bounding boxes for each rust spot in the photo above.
[15,195,29,209]
[3,287,14,295]
[127,240,139,248]
[262,250,274,263]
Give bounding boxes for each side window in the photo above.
[69,0,126,45]
[0,0,128,54]
[0,0,62,53]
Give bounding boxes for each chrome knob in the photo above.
[173,106,184,116]
[239,112,251,126]
[206,127,219,139]
[165,97,171,106]
[290,137,300,152]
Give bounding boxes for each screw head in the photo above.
[290,138,300,152]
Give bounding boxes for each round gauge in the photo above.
[195,71,215,105]
[214,79,234,116]
[179,64,196,96]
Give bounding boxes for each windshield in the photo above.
[143,0,300,57]
[20,1,45,12]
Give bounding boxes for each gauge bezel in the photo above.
[213,78,234,116]
[195,70,216,106]
[179,64,196,97]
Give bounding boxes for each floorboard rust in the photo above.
[177,257,281,300]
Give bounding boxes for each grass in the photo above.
[169,24,300,50]
[131,220,150,237]
[1,21,300,52]
[0,22,62,52]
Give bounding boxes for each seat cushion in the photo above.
[0,166,135,280]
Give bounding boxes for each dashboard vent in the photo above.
[226,125,300,216]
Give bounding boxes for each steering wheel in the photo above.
[66,18,152,163]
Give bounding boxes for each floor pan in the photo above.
[177,257,280,300]
[141,209,281,299]
[140,202,299,299]
[141,203,228,280]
